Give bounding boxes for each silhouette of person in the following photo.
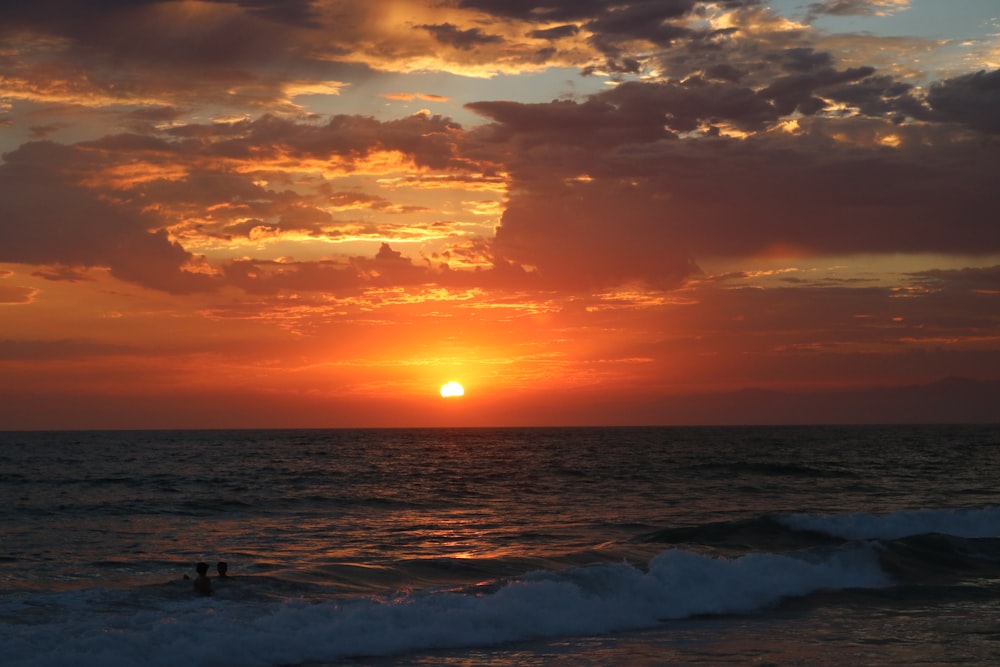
[216,561,228,578]
[193,562,212,596]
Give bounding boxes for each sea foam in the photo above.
[1,544,889,667]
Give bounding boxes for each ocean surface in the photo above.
[2,425,999,666]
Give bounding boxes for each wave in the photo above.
[776,506,1000,541]
[685,461,858,479]
[634,515,843,552]
[637,506,1000,552]
[3,507,997,666]
[0,543,889,667]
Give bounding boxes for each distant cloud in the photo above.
[380,93,450,102]
[0,284,37,305]
[909,265,1000,293]
[32,266,95,283]
[0,338,136,360]
[806,0,911,21]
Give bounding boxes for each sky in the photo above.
[1,0,999,429]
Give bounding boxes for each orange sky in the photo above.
[1,1,999,428]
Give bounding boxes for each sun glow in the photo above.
[440,381,465,398]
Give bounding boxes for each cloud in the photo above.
[0,284,37,305]
[908,265,1000,294]
[806,0,911,21]
[32,266,94,282]
[528,25,581,40]
[419,23,505,50]
[6,58,999,298]
[3,1,999,303]
[758,63,876,115]
[0,141,214,293]
[455,0,608,22]
[0,0,931,121]
[171,112,471,171]
[927,69,1000,134]
[380,93,450,102]
[464,61,1000,290]
[583,2,697,55]
[0,338,137,360]
[1,0,311,67]
[0,106,495,293]
[0,1,357,115]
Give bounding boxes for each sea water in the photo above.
[1,425,999,666]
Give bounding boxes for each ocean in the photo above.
[1,425,999,666]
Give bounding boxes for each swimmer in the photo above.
[216,561,228,578]
[193,562,212,596]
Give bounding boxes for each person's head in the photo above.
[216,561,228,577]
[196,562,209,576]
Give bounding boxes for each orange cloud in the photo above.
[381,92,451,102]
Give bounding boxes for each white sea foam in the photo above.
[0,544,889,667]
[777,506,1000,541]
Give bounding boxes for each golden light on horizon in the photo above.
[440,381,465,398]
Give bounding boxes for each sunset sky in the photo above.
[2,0,999,429]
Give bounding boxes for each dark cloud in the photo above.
[464,70,1000,291]
[467,97,678,148]
[359,242,432,286]
[0,141,214,293]
[225,0,320,27]
[457,0,761,64]
[198,113,469,170]
[494,178,702,290]
[820,74,924,121]
[0,0,347,116]
[805,0,898,21]
[584,3,696,53]
[28,124,64,139]
[470,76,779,141]
[908,265,1000,293]
[927,70,1000,134]
[0,0,318,34]
[528,24,580,40]
[459,0,759,24]
[779,47,835,73]
[607,78,780,132]
[0,0,160,29]
[758,64,875,115]
[1,0,295,67]
[703,63,745,82]
[419,23,505,50]
[456,0,612,23]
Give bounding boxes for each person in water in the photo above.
[216,561,228,578]
[193,562,212,596]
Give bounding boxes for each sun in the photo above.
[440,381,465,398]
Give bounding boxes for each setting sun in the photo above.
[440,382,465,398]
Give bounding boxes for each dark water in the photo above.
[1,425,999,665]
